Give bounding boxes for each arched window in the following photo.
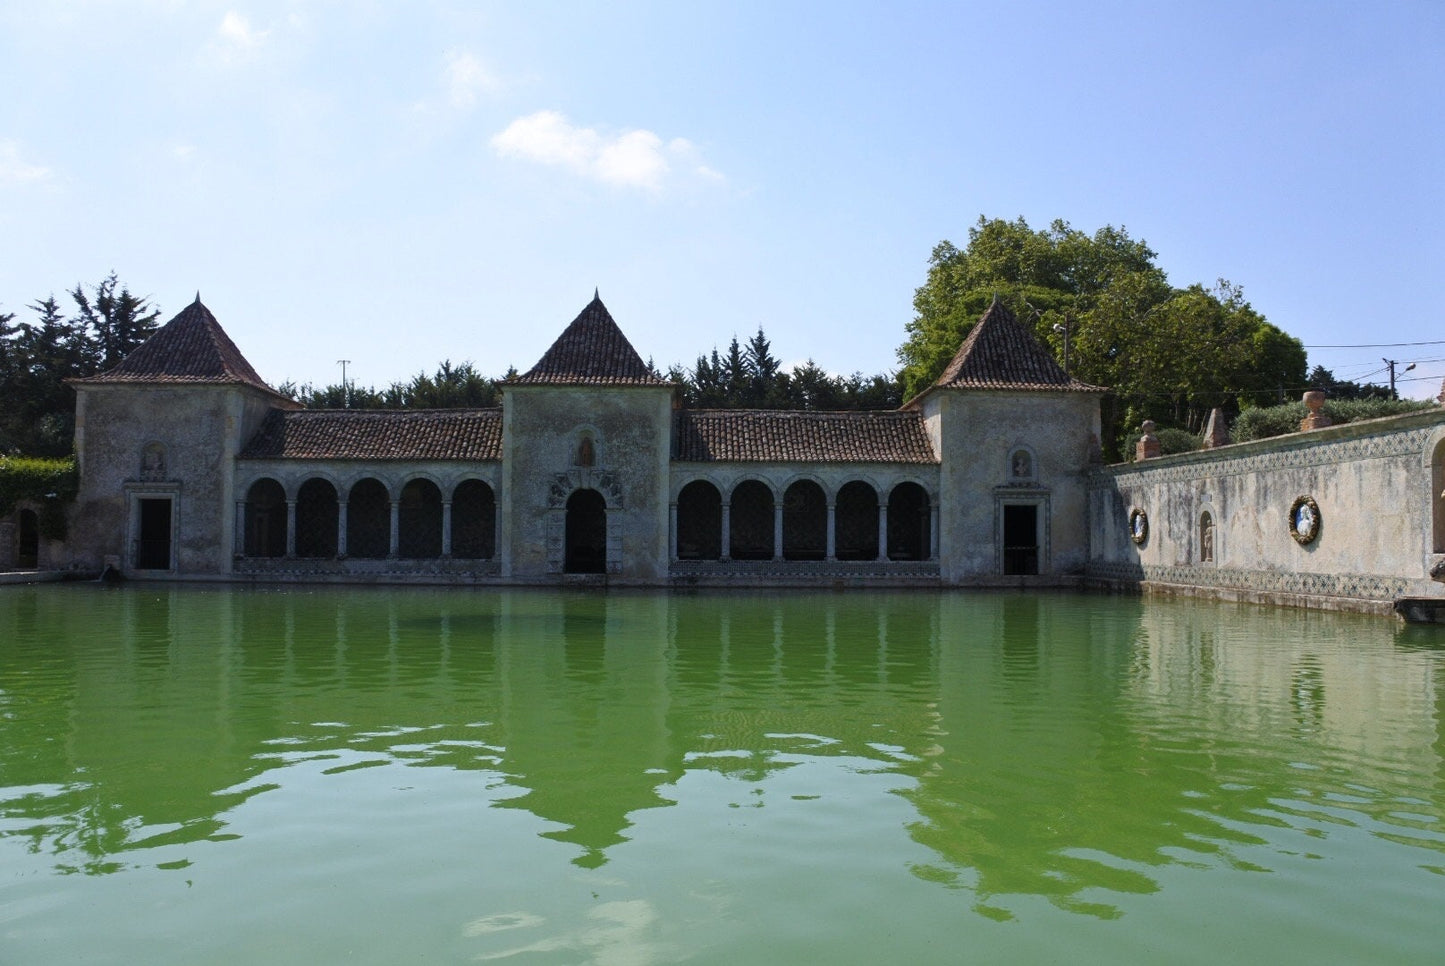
[451,480,496,559]
[1200,511,1215,563]
[887,482,930,561]
[782,480,827,560]
[576,434,596,467]
[565,489,607,573]
[399,479,443,558]
[677,480,722,560]
[347,478,390,559]
[244,478,286,558]
[729,480,774,560]
[835,481,879,561]
[295,478,338,558]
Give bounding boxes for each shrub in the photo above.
[1232,398,1435,443]
[0,456,78,540]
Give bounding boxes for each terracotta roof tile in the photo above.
[674,410,937,463]
[512,295,670,386]
[75,297,279,394]
[240,409,503,461]
[933,297,1107,392]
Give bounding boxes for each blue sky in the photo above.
[2,1,1441,398]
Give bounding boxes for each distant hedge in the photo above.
[1232,398,1435,443]
[0,456,77,540]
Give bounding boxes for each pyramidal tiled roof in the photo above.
[76,296,278,393]
[931,296,1106,393]
[674,410,937,464]
[512,294,670,386]
[240,409,503,461]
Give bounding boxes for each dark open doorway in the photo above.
[565,489,607,574]
[17,509,39,569]
[1002,504,1039,575]
[137,498,172,570]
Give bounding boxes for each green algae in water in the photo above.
[2,585,1444,964]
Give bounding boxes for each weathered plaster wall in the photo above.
[69,384,284,576]
[926,391,1101,582]
[1089,408,1445,609]
[500,385,673,581]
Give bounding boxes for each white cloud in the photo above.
[491,111,722,191]
[445,51,501,109]
[0,141,50,184]
[214,10,269,63]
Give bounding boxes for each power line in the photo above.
[1305,340,1445,348]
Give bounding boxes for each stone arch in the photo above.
[399,478,443,558]
[244,478,287,558]
[887,481,931,561]
[16,508,39,569]
[1199,509,1215,563]
[347,478,391,559]
[565,488,607,573]
[452,479,496,559]
[729,479,775,560]
[295,477,339,558]
[835,480,879,561]
[677,479,722,560]
[782,479,827,560]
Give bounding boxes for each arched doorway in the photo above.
[677,480,722,559]
[16,509,39,569]
[244,478,286,558]
[565,489,607,574]
[887,482,930,561]
[398,479,443,558]
[782,480,827,560]
[834,481,879,561]
[295,478,338,558]
[451,480,496,559]
[729,480,774,560]
[347,478,390,559]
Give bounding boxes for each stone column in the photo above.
[441,501,452,558]
[929,504,940,560]
[234,500,246,557]
[669,502,678,561]
[876,504,889,562]
[337,501,348,558]
[826,502,836,561]
[720,501,731,560]
[285,500,297,558]
[773,501,784,561]
[388,500,400,559]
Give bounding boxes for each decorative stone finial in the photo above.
[1436,377,1445,406]
[1202,408,1229,449]
[1136,420,1161,461]
[1299,390,1331,431]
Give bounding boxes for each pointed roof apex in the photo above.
[512,295,669,386]
[73,297,282,396]
[929,298,1107,394]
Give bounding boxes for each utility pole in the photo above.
[1052,317,1073,375]
[1383,358,1415,399]
[337,359,351,409]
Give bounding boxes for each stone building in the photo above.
[55,292,1106,586]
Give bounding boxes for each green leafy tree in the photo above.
[900,216,1306,457]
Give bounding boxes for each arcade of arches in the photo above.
[242,477,496,560]
[674,479,933,562]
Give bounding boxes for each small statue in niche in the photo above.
[576,436,596,468]
[1011,450,1032,479]
[1200,513,1214,562]
[141,443,166,481]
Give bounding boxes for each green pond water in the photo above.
[2,585,1444,964]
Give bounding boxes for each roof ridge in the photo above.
[513,295,670,387]
[930,296,1106,393]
